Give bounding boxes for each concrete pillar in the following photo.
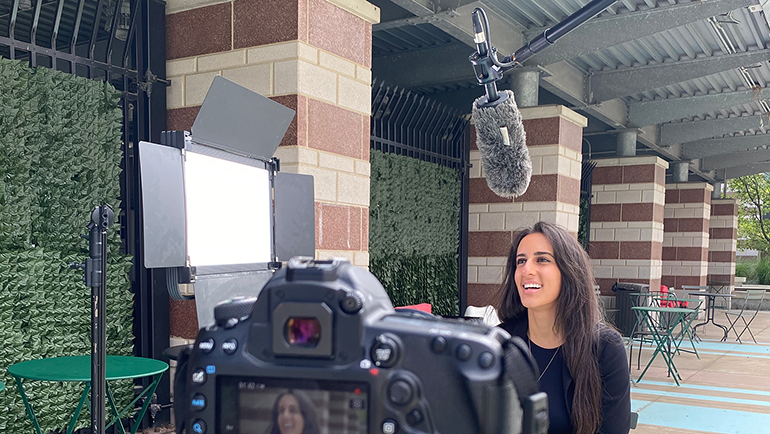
[511,69,539,108]
[590,156,668,293]
[708,199,738,287]
[468,105,587,307]
[671,162,689,183]
[616,130,637,157]
[661,183,713,289]
[164,0,378,339]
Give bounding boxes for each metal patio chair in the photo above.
[723,290,766,343]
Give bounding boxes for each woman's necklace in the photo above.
[528,336,560,382]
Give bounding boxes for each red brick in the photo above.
[469,178,512,203]
[470,125,477,151]
[589,241,619,260]
[620,241,662,260]
[362,116,370,161]
[710,227,736,239]
[362,211,369,251]
[664,218,678,232]
[662,247,676,261]
[170,299,199,339]
[679,188,709,204]
[674,275,705,288]
[712,203,738,216]
[309,0,366,64]
[623,164,656,184]
[364,22,373,68]
[167,3,231,60]
[522,117,560,147]
[315,203,362,251]
[677,218,708,233]
[675,247,707,262]
[469,231,513,257]
[709,251,735,263]
[665,189,679,204]
[592,166,622,185]
[308,99,364,159]
[167,106,200,131]
[516,174,579,205]
[707,274,734,285]
[591,204,621,222]
[271,94,307,148]
[233,0,302,48]
[468,284,502,308]
[621,203,655,221]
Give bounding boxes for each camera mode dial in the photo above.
[340,292,363,314]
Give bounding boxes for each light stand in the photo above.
[71,204,114,434]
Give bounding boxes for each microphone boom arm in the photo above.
[470,0,618,107]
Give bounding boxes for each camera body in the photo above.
[178,258,546,434]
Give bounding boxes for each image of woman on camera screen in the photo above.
[497,222,630,434]
[264,390,321,434]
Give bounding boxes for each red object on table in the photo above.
[660,285,688,308]
[395,303,432,314]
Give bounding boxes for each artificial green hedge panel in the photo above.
[369,149,461,316]
[0,58,133,433]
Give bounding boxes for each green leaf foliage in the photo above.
[728,174,770,253]
[0,58,133,433]
[368,149,461,316]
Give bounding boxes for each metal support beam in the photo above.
[511,69,539,107]
[718,162,770,179]
[701,146,770,170]
[682,133,770,159]
[660,114,768,146]
[617,130,637,156]
[523,0,757,66]
[671,162,689,183]
[372,43,476,88]
[589,49,770,102]
[629,88,770,127]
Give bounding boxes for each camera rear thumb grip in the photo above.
[503,337,549,434]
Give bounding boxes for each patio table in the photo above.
[0,380,4,391]
[8,355,168,434]
[685,291,735,341]
[631,305,698,386]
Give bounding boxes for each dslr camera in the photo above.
[174,258,548,434]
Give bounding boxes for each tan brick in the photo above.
[505,211,540,229]
[274,60,299,95]
[354,251,370,266]
[489,203,522,212]
[167,58,196,77]
[274,147,319,166]
[468,266,478,283]
[477,266,503,284]
[319,152,355,172]
[294,165,337,201]
[542,155,558,175]
[319,51,356,77]
[355,160,370,176]
[167,76,184,109]
[479,213,505,231]
[356,65,372,84]
[468,257,486,266]
[316,249,354,262]
[248,42,318,64]
[468,213,479,231]
[297,60,338,103]
[338,172,370,206]
[338,75,370,115]
[222,63,271,96]
[185,71,219,106]
[198,50,245,72]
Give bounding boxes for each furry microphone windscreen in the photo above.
[471,90,532,198]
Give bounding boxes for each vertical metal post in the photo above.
[511,69,540,108]
[458,125,470,316]
[671,162,689,183]
[616,130,638,157]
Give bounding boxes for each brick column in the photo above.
[661,183,713,289]
[590,157,668,293]
[467,105,586,307]
[708,199,738,286]
[165,0,378,339]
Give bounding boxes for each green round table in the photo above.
[8,355,168,434]
[0,380,4,392]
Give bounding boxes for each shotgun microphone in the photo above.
[471,89,531,198]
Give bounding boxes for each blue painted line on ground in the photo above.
[693,341,770,354]
[637,380,770,397]
[632,388,770,407]
[631,399,770,433]
[695,349,770,359]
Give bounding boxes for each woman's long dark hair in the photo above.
[266,389,321,434]
[497,221,603,434]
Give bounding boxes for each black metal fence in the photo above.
[370,80,471,313]
[0,0,170,426]
[580,159,597,253]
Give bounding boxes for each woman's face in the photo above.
[277,394,305,434]
[514,233,562,314]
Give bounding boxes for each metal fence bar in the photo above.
[71,0,87,54]
[9,0,20,57]
[90,0,107,60]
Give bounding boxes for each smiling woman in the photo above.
[497,221,631,434]
[265,390,321,434]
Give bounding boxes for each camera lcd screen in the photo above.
[218,377,369,434]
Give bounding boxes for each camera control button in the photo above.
[382,419,398,434]
[478,352,494,369]
[387,380,413,405]
[222,338,238,355]
[191,369,207,385]
[191,419,207,434]
[191,394,207,411]
[406,408,424,426]
[430,336,447,353]
[456,344,472,361]
[372,335,400,368]
[198,338,215,353]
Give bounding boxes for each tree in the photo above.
[728,174,770,253]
